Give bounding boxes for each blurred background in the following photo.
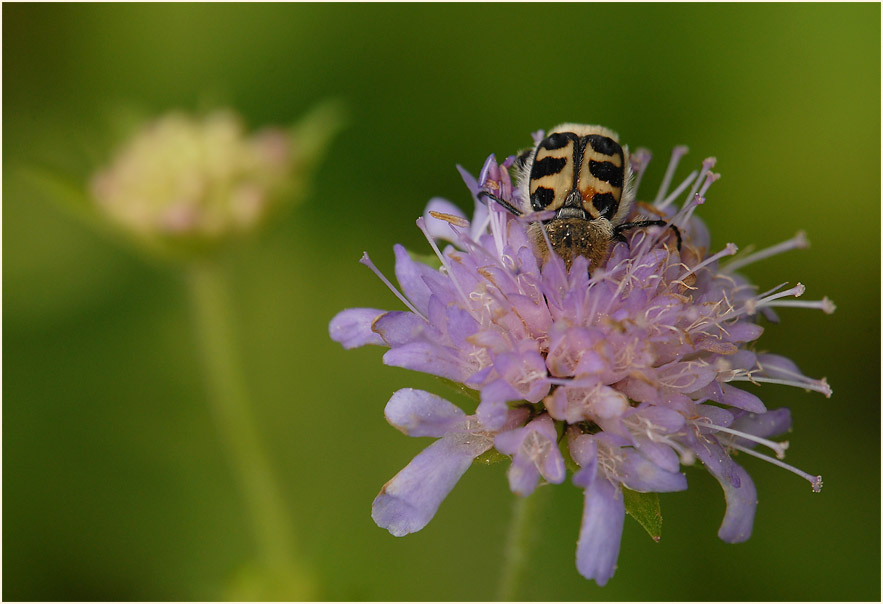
[3,4,880,601]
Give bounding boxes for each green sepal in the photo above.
[622,488,663,542]
[558,428,580,474]
[433,377,480,403]
[473,448,508,465]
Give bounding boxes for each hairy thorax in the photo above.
[529,217,614,271]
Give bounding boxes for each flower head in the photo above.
[91,102,343,258]
[330,131,831,585]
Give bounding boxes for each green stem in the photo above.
[497,488,545,601]
[186,260,306,585]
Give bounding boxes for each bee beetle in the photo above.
[480,123,681,270]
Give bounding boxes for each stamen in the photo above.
[694,420,789,459]
[758,282,805,304]
[654,434,695,465]
[546,376,598,388]
[630,148,653,194]
[428,210,470,228]
[742,283,805,316]
[680,172,719,224]
[657,170,698,210]
[696,170,720,199]
[728,375,832,398]
[488,203,508,259]
[473,210,492,240]
[416,217,471,306]
[754,281,787,300]
[730,443,823,492]
[676,157,716,214]
[722,231,809,273]
[762,296,836,314]
[359,252,428,320]
[678,243,738,282]
[654,145,689,205]
[668,180,707,226]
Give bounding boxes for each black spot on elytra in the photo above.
[541,132,571,150]
[591,192,618,219]
[589,159,623,188]
[531,187,555,210]
[586,134,621,157]
[531,156,567,179]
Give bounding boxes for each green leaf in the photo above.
[622,488,662,542]
[18,164,98,223]
[288,97,348,174]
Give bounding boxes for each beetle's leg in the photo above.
[614,220,682,250]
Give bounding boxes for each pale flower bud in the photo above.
[90,102,343,257]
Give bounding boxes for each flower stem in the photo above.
[187,259,312,597]
[497,488,545,601]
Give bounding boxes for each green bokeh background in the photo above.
[3,3,880,601]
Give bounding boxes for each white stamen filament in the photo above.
[680,172,718,224]
[757,282,805,304]
[655,434,696,465]
[741,283,805,316]
[359,252,428,321]
[654,145,689,205]
[722,231,809,274]
[730,443,823,492]
[630,148,653,194]
[694,420,789,459]
[677,157,716,214]
[763,297,836,314]
[416,217,472,307]
[658,170,698,210]
[678,242,738,282]
[753,281,786,300]
[491,205,513,259]
[728,375,832,398]
[473,210,492,239]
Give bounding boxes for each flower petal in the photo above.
[372,311,428,346]
[729,408,792,440]
[328,308,386,349]
[372,434,488,536]
[576,475,625,586]
[714,462,757,543]
[384,389,465,437]
[383,342,471,382]
[496,415,565,496]
[618,450,687,493]
[688,432,757,542]
[393,244,436,315]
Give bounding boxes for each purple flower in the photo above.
[371,388,530,536]
[330,132,832,585]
